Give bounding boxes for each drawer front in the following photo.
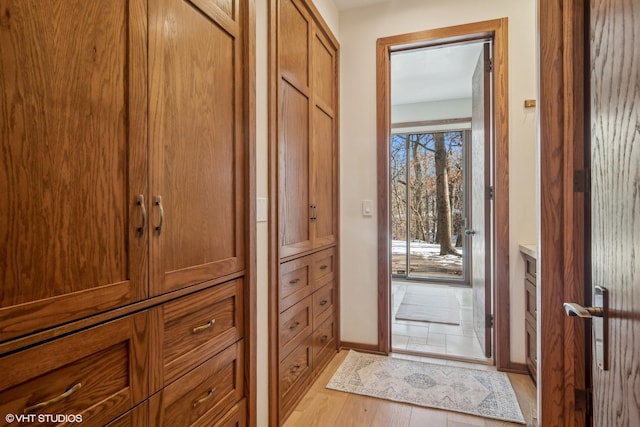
[0,313,148,427]
[312,248,335,289]
[162,280,243,386]
[524,254,537,282]
[280,296,312,360]
[525,321,537,382]
[312,282,334,327]
[207,399,246,427]
[279,340,312,402]
[280,256,313,312]
[312,315,335,373]
[525,279,537,325]
[150,341,244,427]
[105,402,148,427]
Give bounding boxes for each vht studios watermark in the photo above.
[5,414,83,424]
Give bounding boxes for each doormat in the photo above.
[395,286,460,325]
[327,351,525,424]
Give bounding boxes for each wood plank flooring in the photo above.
[283,350,537,427]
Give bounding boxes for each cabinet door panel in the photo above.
[0,0,148,341]
[149,0,244,295]
[279,81,312,257]
[312,106,336,248]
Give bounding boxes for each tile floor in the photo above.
[391,280,492,363]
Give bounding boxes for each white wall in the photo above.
[339,0,537,362]
[255,1,340,425]
[392,98,471,123]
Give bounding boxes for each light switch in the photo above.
[362,200,373,217]
[257,197,268,222]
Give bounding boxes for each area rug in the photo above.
[326,351,525,424]
[395,286,461,324]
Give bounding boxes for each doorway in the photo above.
[377,19,513,370]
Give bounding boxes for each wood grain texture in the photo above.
[376,19,511,370]
[0,0,148,341]
[0,312,148,426]
[148,0,244,296]
[590,0,640,425]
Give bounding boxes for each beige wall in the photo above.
[338,0,537,362]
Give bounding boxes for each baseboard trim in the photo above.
[340,341,387,355]
[499,362,529,375]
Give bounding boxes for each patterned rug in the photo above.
[326,351,525,424]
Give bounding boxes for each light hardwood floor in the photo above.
[284,350,537,427]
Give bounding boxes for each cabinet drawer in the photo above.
[525,279,537,325]
[524,254,537,282]
[150,341,244,427]
[312,282,334,327]
[312,248,335,289]
[210,399,246,427]
[0,313,148,427]
[279,340,312,415]
[312,315,335,374]
[280,296,312,361]
[160,280,243,387]
[525,320,537,383]
[105,402,148,427]
[280,256,313,312]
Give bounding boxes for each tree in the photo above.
[434,133,459,256]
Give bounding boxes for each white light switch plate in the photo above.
[362,200,373,217]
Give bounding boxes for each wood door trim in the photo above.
[538,0,588,425]
[376,19,511,369]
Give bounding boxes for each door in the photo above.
[148,0,245,295]
[470,43,492,358]
[0,0,148,341]
[590,0,640,423]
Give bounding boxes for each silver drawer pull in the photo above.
[24,382,82,414]
[289,278,301,284]
[192,319,216,334]
[192,388,216,408]
[319,300,328,306]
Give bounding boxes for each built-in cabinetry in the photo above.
[521,247,537,383]
[269,0,340,424]
[0,0,253,425]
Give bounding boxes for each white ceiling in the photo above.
[391,43,485,105]
[332,0,391,10]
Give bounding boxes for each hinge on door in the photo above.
[486,58,493,73]
[485,186,494,200]
[575,388,593,415]
[574,169,591,193]
[486,314,494,328]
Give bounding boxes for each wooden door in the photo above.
[590,0,640,423]
[470,43,492,358]
[0,0,148,341]
[278,0,313,258]
[311,30,338,249]
[148,0,245,295]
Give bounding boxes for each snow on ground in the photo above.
[392,240,463,273]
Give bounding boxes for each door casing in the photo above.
[376,19,515,371]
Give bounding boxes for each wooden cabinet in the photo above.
[270,1,339,421]
[0,0,253,425]
[522,252,537,382]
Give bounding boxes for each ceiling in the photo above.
[391,42,485,105]
[332,0,391,10]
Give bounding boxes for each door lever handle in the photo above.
[464,229,476,236]
[563,302,603,318]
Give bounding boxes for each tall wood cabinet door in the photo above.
[311,30,338,249]
[278,0,313,258]
[0,0,148,342]
[148,0,246,295]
